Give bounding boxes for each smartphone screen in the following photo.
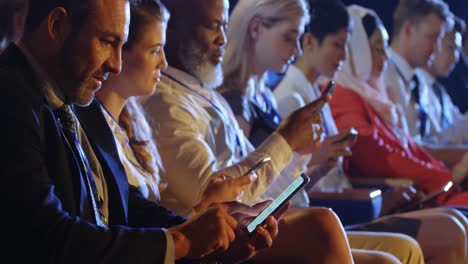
[243,157,271,176]
[246,174,310,233]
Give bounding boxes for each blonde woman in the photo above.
[76,0,285,262]
[220,0,426,263]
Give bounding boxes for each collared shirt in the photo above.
[274,65,352,191]
[101,105,174,264]
[18,42,109,226]
[385,49,428,142]
[416,69,468,145]
[144,66,294,216]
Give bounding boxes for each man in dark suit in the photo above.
[0,0,279,263]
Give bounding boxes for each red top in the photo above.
[330,84,468,206]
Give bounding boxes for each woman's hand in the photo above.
[195,173,257,212]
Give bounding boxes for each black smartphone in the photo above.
[333,128,359,144]
[310,81,337,114]
[243,157,271,176]
[394,181,453,213]
[246,174,310,234]
[322,80,337,97]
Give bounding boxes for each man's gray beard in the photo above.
[178,41,223,90]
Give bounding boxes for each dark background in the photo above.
[228,0,468,37]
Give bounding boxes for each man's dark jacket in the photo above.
[0,44,185,263]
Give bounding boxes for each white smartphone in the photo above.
[246,174,310,234]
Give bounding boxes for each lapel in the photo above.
[1,44,92,218]
[75,100,129,224]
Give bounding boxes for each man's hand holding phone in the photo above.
[277,81,337,154]
[198,201,289,262]
[169,201,286,261]
[277,95,327,154]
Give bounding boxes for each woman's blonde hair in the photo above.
[222,0,310,94]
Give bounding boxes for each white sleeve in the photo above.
[145,82,294,214]
[276,92,306,118]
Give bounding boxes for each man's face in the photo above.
[58,0,130,106]
[181,0,228,89]
[430,31,462,77]
[195,0,228,66]
[407,13,445,68]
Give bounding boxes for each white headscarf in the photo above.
[336,5,402,128]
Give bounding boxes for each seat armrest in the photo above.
[309,188,382,201]
[349,177,414,191]
[309,188,383,225]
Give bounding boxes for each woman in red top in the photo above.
[330,6,468,206]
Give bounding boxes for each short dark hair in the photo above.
[392,0,450,38]
[25,0,93,32]
[124,0,170,50]
[25,0,134,33]
[362,13,384,38]
[0,0,28,40]
[305,0,351,43]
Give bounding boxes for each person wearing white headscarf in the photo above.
[330,6,468,263]
[331,5,468,202]
[336,6,407,132]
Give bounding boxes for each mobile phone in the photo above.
[333,128,359,144]
[243,157,271,176]
[393,181,453,213]
[322,80,337,97]
[246,174,310,234]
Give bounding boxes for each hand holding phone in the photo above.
[246,174,310,234]
[333,128,359,144]
[388,181,453,214]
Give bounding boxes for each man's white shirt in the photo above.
[416,69,468,145]
[144,66,299,215]
[385,49,428,141]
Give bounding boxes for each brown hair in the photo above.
[119,0,169,183]
[392,0,450,39]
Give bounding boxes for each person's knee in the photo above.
[301,207,344,234]
[284,207,347,245]
[352,249,402,264]
[382,233,423,264]
[433,214,466,257]
[349,231,424,264]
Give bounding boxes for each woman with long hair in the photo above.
[219,0,427,263]
[331,5,468,263]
